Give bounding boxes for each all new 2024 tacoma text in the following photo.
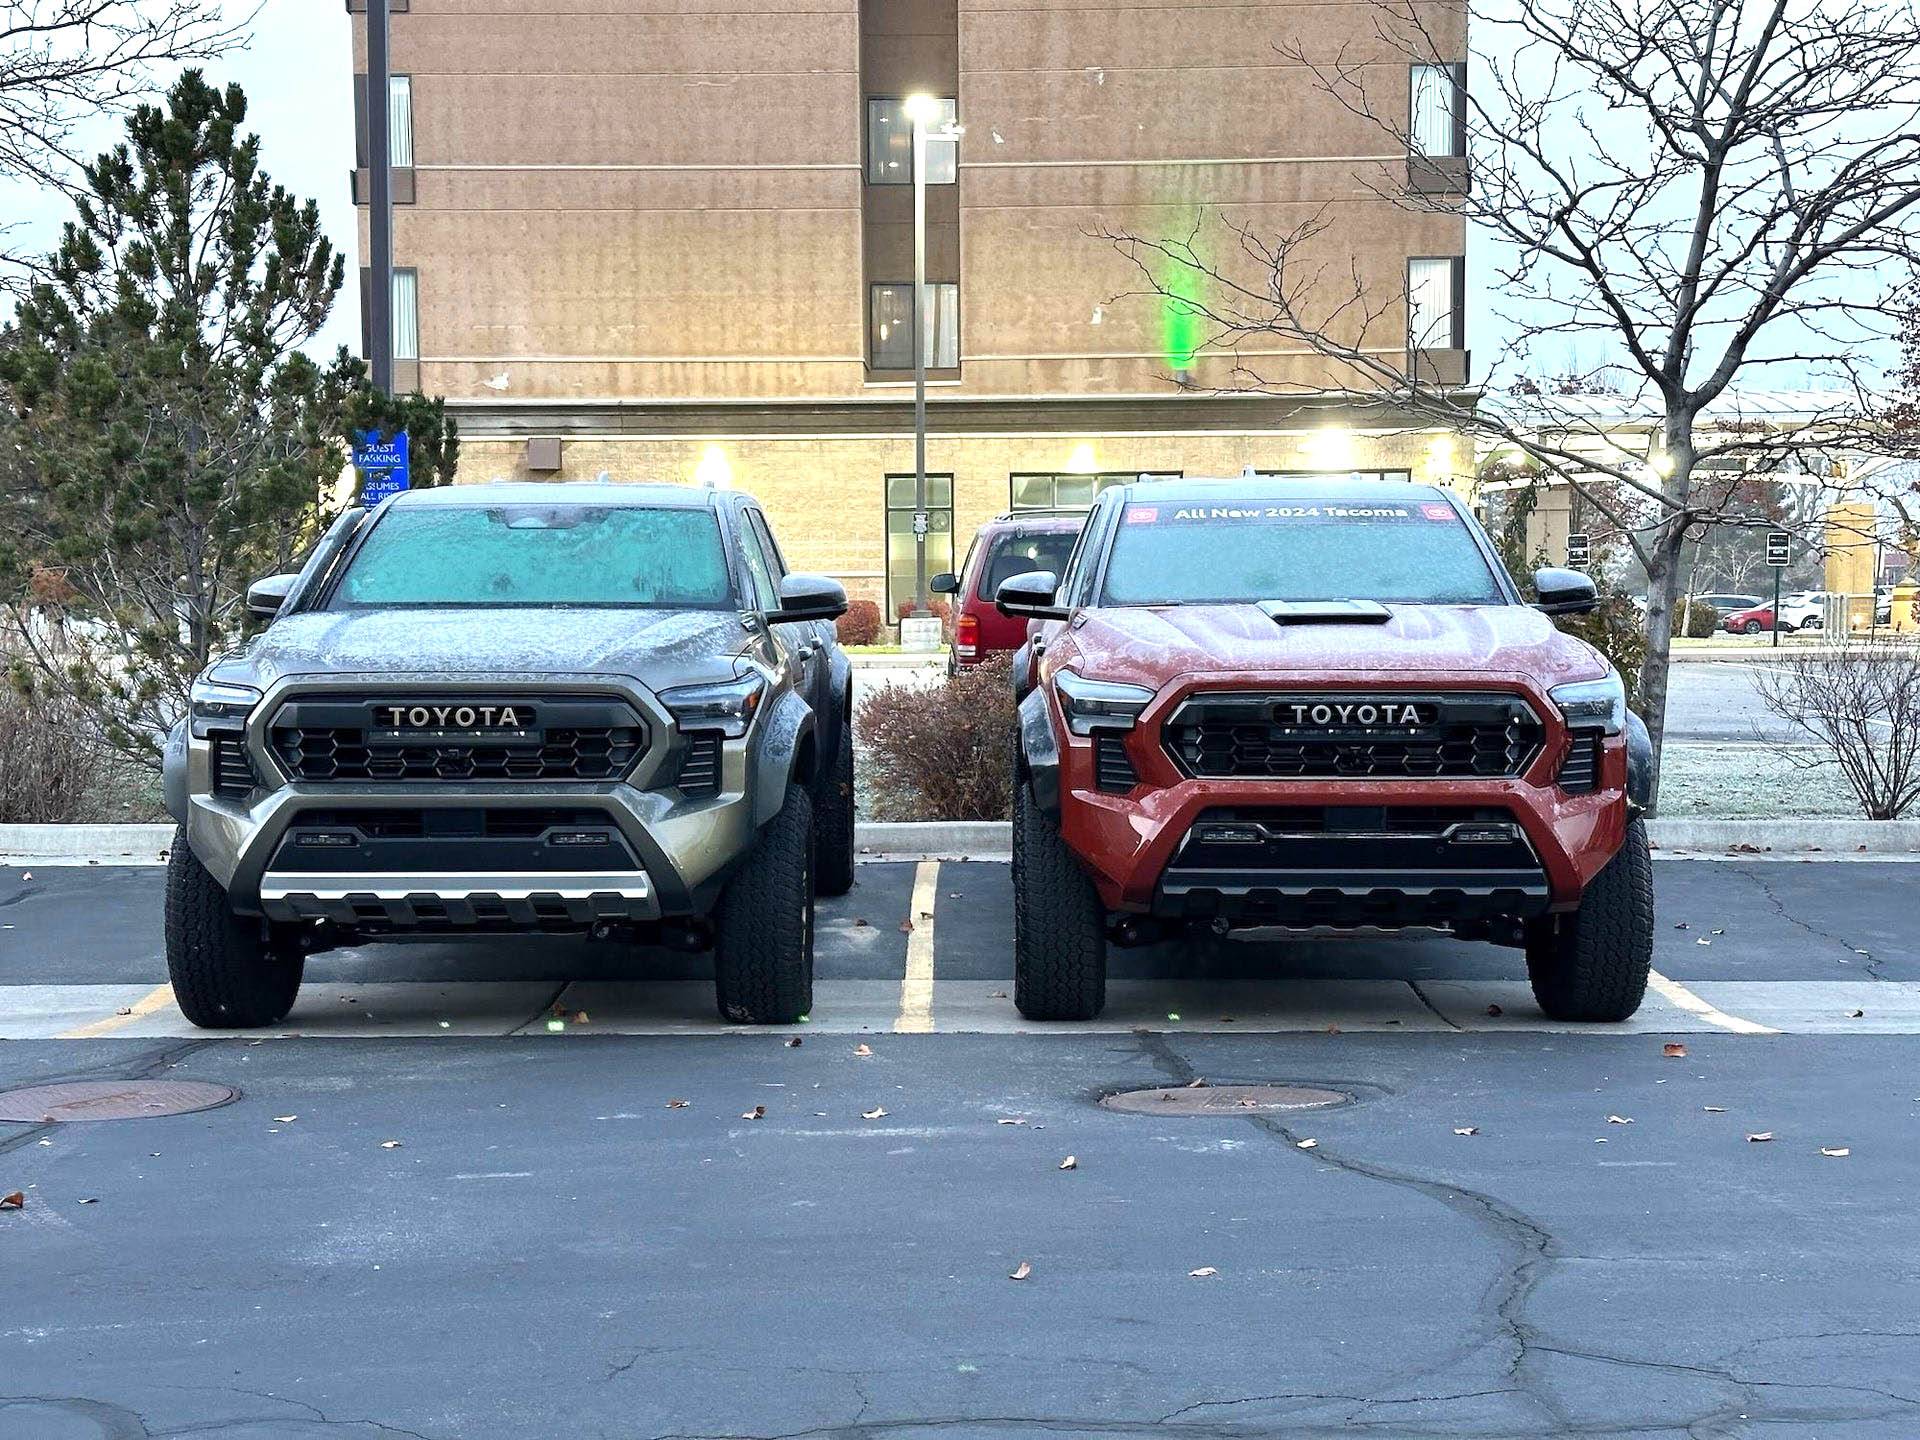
[162,483,853,1028]
[998,477,1656,1022]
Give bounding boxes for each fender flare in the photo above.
[1016,686,1062,820]
[1624,710,1653,815]
[750,688,816,829]
[161,719,190,824]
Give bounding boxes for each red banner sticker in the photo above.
[1125,506,1160,524]
[1421,503,1456,521]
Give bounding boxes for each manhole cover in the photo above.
[0,1080,238,1123]
[1101,1084,1350,1116]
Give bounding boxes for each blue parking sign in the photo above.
[352,429,411,504]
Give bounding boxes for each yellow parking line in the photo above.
[59,983,178,1040]
[894,861,939,1033]
[1647,970,1778,1035]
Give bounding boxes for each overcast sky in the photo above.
[4,0,359,357]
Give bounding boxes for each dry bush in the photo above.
[894,596,952,626]
[0,682,100,823]
[1752,639,1920,819]
[835,599,885,647]
[857,655,1015,820]
[1680,599,1720,639]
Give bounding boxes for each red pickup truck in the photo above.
[997,476,1654,1023]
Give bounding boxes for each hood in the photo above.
[227,607,748,688]
[1063,604,1606,690]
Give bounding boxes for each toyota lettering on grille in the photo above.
[1273,700,1436,728]
[375,703,529,731]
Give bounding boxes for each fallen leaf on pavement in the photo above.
[742,1106,765,1120]
[1607,1115,1633,1125]
[1663,1043,1688,1058]
[1704,1106,1727,1113]
[77,1197,97,1205]
[1485,1004,1503,1017]
[852,917,869,928]
[666,1099,689,1109]
[379,1140,402,1149]
[989,990,1007,999]
[899,920,914,933]
[1324,1023,1341,1035]
[862,1106,888,1120]
[1850,1009,1865,1019]
[1009,1261,1032,1281]
[1453,1126,1478,1136]
[1295,1138,1318,1150]
[1058,1156,1077,1171]
[115,1007,132,1017]
[0,1192,23,1210]
[273,1115,298,1123]
[784,1037,802,1048]
[1746,1131,1774,1143]
[1189,1266,1218,1278]
[1186,1078,1209,1088]
[997,1117,1026,1126]
[1820,1147,1851,1158]
[855,1044,873,1057]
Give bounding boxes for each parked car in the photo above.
[161,483,853,1029]
[1722,597,1821,633]
[931,510,1086,672]
[1692,592,1763,618]
[999,476,1654,1024]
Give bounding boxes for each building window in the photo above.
[1253,469,1415,483]
[870,282,959,369]
[1010,472,1181,510]
[1410,63,1465,157]
[885,474,955,617]
[392,267,419,360]
[866,98,957,185]
[389,75,413,168]
[1408,256,1464,350]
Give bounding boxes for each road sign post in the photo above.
[1566,531,1590,568]
[1766,530,1790,649]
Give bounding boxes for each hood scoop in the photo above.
[1258,599,1392,625]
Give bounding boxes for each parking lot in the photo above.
[4,853,1918,1439]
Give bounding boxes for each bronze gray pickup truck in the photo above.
[161,482,853,1028]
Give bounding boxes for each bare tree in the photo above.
[0,1,248,290]
[1753,638,1920,817]
[1096,0,1920,808]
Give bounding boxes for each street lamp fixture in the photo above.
[902,91,961,624]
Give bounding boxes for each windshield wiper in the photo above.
[1258,599,1392,625]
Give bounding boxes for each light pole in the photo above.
[902,92,956,619]
[366,0,393,397]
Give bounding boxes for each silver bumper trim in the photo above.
[258,871,657,926]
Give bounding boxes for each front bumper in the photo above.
[183,673,766,924]
[1048,674,1630,921]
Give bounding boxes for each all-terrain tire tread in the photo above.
[813,718,857,897]
[1012,781,1108,1020]
[163,825,303,1029]
[714,785,816,1024]
[1527,818,1654,1022]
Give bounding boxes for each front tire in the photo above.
[713,785,815,1024]
[812,718,856,898]
[164,827,303,1029]
[1525,818,1654,1022]
[1011,781,1107,1021]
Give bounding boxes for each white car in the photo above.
[1777,592,1826,630]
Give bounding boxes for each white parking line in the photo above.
[894,860,939,1033]
[1646,969,1780,1035]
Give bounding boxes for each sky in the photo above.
[4,0,359,357]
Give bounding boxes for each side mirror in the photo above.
[777,572,848,622]
[929,571,960,596]
[246,573,299,619]
[1533,567,1598,616]
[996,570,1068,621]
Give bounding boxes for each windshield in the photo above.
[1100,496,1505,606]
[331,504,735,609]
[984,530,1081,596]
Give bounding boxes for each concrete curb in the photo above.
[7,816,1920,863]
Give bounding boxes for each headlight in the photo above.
[1054,669,1155,737]
[189,677,262,739]
[1550,673,1626,735]
[660,672,767,739]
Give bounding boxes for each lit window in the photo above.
[1408,257,1463,350]
[870,282,959,369]
[866,98,957,185]
[1410,63,1465,158]
[392,268,419,360]
[389,75,413,167]
[1009,473,1180,510]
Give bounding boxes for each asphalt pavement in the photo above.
[3,857,1918,1438]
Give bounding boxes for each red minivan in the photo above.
[932,510,1087,671]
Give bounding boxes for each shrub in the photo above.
[836,599,885,647]
[894,596,952,626]
[1679,599,1720,638]
[857,654,1015,820]
[0,682,98,823]
[1752,638,1920,818]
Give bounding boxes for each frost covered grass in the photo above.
[1657,743,1863,819]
